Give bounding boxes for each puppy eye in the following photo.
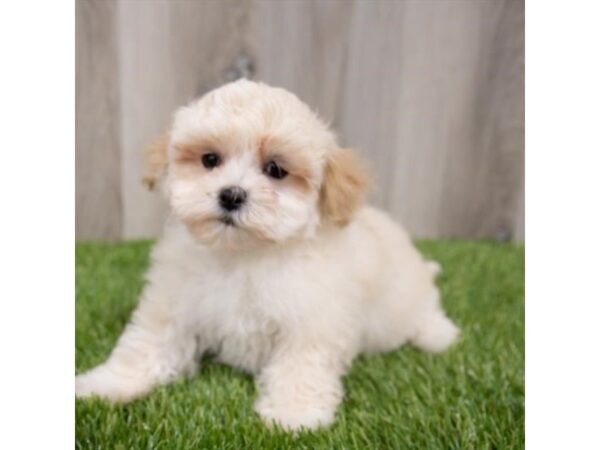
[201,152,221,169]
[264,161,288,180]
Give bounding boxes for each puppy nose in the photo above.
[218,186,247,211]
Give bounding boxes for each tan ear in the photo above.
[319,148,369,226]
[142,132,170,190]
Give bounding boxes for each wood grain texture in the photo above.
[76,0,524,241]
[76,0,122,240]
[257,0,524,240]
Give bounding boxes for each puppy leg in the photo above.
[76,292,197,403]
[254,349,345,431]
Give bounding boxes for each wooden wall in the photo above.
[76,0,524,241]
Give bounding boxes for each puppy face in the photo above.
[146,80,367,249]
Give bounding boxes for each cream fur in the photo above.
[76,80,459,431]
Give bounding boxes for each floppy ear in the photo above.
[142,132,170,190]
[319,148,369,226]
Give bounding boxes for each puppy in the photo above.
[76,79,459,430]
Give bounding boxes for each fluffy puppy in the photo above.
[76,79,459,430]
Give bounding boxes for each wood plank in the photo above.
[75,0,122,240]
[435,0,525,240]
[343,0,525,239]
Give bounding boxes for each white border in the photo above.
[0,1,74,448]
[526,0,600,448]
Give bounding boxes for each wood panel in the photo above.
[257,0,524,240]
[433,0,525,240]
[75,0,122,240]
[76,0,525,241]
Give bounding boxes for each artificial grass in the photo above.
[75,240,524,449]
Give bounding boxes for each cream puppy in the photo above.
[76,79,459,430]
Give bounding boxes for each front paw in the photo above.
[254,396,336,431]
[75,365,144,403]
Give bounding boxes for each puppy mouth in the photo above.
[219,215,236,226]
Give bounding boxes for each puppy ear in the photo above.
[142,132,170,190]
[319,148,369,226]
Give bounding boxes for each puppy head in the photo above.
[146,80,367,249]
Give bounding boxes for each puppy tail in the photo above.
[426,260,442,278]
[411,311,459,353]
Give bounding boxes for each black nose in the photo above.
[218,186,247,211]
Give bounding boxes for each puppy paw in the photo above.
[75,365,146,403]
[254,397,336,431]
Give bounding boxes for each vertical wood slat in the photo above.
[75,0,122,240]
[76,0,524,241]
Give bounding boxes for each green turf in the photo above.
[76,240,524,449]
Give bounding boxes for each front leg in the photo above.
[76,290,197,403]
[254,347,347,431]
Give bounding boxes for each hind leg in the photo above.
[362,284,459,355]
